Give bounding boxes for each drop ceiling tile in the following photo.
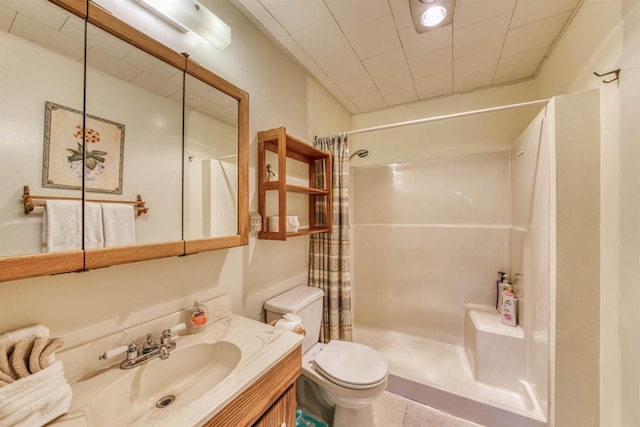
[87,25,133,60]
[294,51,360,114]
[263,18,302,54]
[349,90,387,112]
[59,12,85,40]
[363,48,410,81]
[316,49,367,82]
[293,18,353,62]
[494,47,547,81]
[453,48,501,79]
[501,12,571,57]
[453,14,510,58]
[343,14,402,60]
[399,24,452,58]
[407,46,452,79]
[453,70,493,92]
[130,71,181,97]
[414,70,452,98]
[259,0,331,35]
[86,47,142,82]
[234,0,273,25]
[326,0,391,28]
[453,0,517,30]
[384,89,419,107]
[335,73,378,97]
[375,71,415,97]
[122,48,178,80]
[389,0,414,30]
[3,0,70,30]
[11,13,83,61]
[0,5,15,32]
[510,0,580,28]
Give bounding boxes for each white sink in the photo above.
[71,341,240,426]
[52,296,303,427]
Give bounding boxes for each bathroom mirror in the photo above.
[183,60,249,254]
[0,0,249,282]
[82,18,185,268]
[0,0,86,280]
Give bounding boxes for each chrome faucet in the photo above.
[98,323,186,369]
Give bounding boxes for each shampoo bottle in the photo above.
[501,285,517,327]
[497,274,510,313]
[187,298,209,334]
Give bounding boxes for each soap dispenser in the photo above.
[187,298,209,334]
[497,274,510,313]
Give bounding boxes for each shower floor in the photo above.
[353,324,546,427]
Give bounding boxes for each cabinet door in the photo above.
[253,384,296,427]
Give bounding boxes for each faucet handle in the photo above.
[98,345,128,360]
[169,323,186,334]
[126,343,139,360]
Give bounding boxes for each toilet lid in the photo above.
[313,340,388,389]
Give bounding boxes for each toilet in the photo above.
[265,285,388,427]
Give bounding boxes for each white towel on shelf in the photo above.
[0,360,72,427]
[43,200,82,252]
[84,202,104,249]
[101,203,136,247]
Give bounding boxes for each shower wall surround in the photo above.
[352,152,511,346]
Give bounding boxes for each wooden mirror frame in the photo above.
[0,0,248,282]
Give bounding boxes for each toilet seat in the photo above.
[312,340,388,390]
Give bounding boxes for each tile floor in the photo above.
[373,391,485,427]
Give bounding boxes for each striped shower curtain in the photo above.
[309,133,352,343]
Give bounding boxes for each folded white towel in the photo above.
[43,200,82,253]
[0,325,49,347]
[84,202,104,249]
[101,203,136,247]
[0,361,72,427]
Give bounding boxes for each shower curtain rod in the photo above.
[345,98,551,136]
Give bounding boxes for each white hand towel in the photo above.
[101,203,136,247]
[43,200,82,252]
[0,325,49,347]
[0,361,72,427]
[84,202,104,249]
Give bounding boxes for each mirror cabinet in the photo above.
[0,0,248,282]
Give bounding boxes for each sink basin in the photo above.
[81,341,241,426]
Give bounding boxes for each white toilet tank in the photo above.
[264,285,324,354]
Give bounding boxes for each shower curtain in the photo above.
[308,133,352,343]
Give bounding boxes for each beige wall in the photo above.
[0,0,351,350]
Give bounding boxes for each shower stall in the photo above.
[350,91,600,427]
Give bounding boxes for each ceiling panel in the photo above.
[231,0,584,113]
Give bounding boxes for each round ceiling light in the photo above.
[421,6,447,27]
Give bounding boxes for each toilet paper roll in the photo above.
[268,216,300,233]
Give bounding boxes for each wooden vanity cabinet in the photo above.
[202,345,301,427]
[253,384,296,427]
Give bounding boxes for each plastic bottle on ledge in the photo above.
[501,285,518,327]
[187,298,209,334]
[497,274,510,313]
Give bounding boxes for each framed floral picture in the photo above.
[42,101,125,194]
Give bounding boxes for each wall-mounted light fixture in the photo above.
[135,0,232,50]
[409,0,455,34]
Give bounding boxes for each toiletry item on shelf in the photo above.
[513,274,525,325]
[187,299,209,334]
[501,285,518,327]
[497,274,510,313]
[495,272,506,310]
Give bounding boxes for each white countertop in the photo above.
[50,298,302,427]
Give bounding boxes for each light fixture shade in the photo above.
[409,0,455,34]
[136,0,232,50]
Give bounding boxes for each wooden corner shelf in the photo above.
[257,127,332,241]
